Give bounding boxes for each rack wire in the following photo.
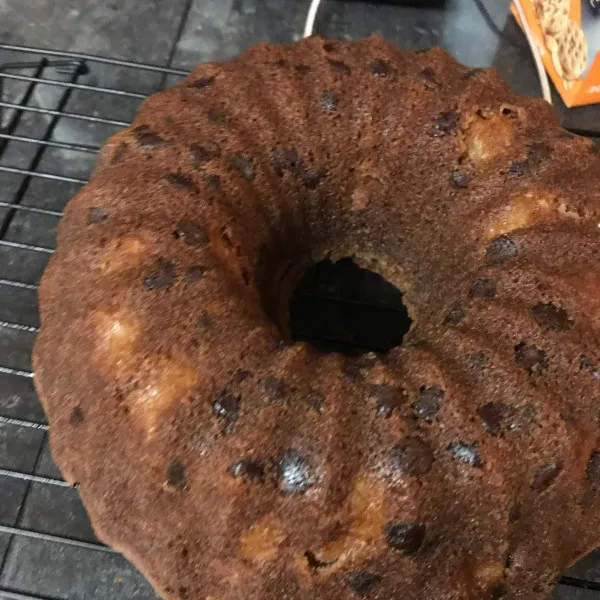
[0,42,599,600]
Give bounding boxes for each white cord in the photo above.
[304,0,322,38]
[512,0,552,104]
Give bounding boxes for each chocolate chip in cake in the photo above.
[319,90,338,113]
[278,448,314,494]
[508,503,521,523]
[586,451,600,483]
[428,110,459,137]
[479,402,513,436]
[212,390,240,429]
[490,584,508,600]
[132,125,167,150]
[197,311,213,332]
[178,586,189,599]
[370,59,390,77]
[166,460,187,489]
[112,142,128,164]
[229,154,255,181]
[305,550,336,570]
[270,147,303,177]
[231,369,251,384]
[443,306,465,326]
[581,356,600,380]
[184,266,206,285]
[306,389,325,413]
[273,58,289,68]
[190,75,215,89]
[190,141,221,168]
[391,437,434,476]
[207,107,231,127]
[229,459,265,483]
[323,42,336,52]
[486,235,520,265]
[327,58,351,75]
[165,172,198,192]
[372,384,403,418]
[508,141,552,177]
[385,521,426,555]
[69,406,85,426]
[295,64,311,75]
[204,173,221,190]
[174,219,209,247]
[514,342,548,375]
[530,302,571,332]
[469,277,496,298]
[450,169,470,189]
[531,461,562,491]
[448,441,484,468]
[413,386,444,420]
[261,377,291,402]
[87,207,107,224]
[143,258,176,291]
[302,168,327,190]
[345,571,382,596]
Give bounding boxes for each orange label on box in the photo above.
[511,1,600,106]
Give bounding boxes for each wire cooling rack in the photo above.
[1,42,600,600]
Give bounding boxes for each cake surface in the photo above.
[33,35,600,600]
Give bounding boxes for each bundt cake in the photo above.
[33,34,600,600]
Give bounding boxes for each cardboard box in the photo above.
[511,1,600,106]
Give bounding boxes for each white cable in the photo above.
[304,0,322,38]
[512,0,552,104]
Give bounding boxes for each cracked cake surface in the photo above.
[34,34,600,600]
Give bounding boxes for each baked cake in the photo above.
[33,35,600,600]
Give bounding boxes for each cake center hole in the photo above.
[289,257,412,356]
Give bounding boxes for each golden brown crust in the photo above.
[34,35,600,600]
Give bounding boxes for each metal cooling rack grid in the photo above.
[0,43,599,600]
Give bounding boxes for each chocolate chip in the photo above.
[278,448,314,494]
[514,342,548,375]
[132,125,167,150]
[486,235,519,265]
[391,437,434,476]
[231,369,251,384]
[190,75,215,89]
[207,107,230,127]
[370,59,390,77]
[112,142,128,164]
[345,572,382,596]
[581,356,600,380]
[87,207,106,224]
[212,390,240,429]
[69,406,85,426]
[443,306,465,326]
[450,169,470,188]
[294,64,311,75]
[508,503,521,523]
[368,384,401,418]
[143,258,176,291]
[229,154,255,181]
[448,441,484,467]
[273,58,289,68]
[531,461,562,491]
[530,302,571,331]
[306,389,325,413]
[302,168,327,189]
[428,110,459,136]
[174,219,209,247]
[490,584,508,600]
[469,277,496,298]
[197,311,213,332]
[508,142,552,177]
[166,460,187,488]
[166,172,198,192]
[586,451,600,483]
[178,586,188,599]
[190,142,221,168]
[261,377,291,402]
[229,459,265,483]
[319,90,338,113]
[270,147,303,177]
[327,58,351,75]
[413,386,444,420]
[385,521,426,555]
[479,402,513,436]
[184,266,206,284]
[323,42,336,52]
